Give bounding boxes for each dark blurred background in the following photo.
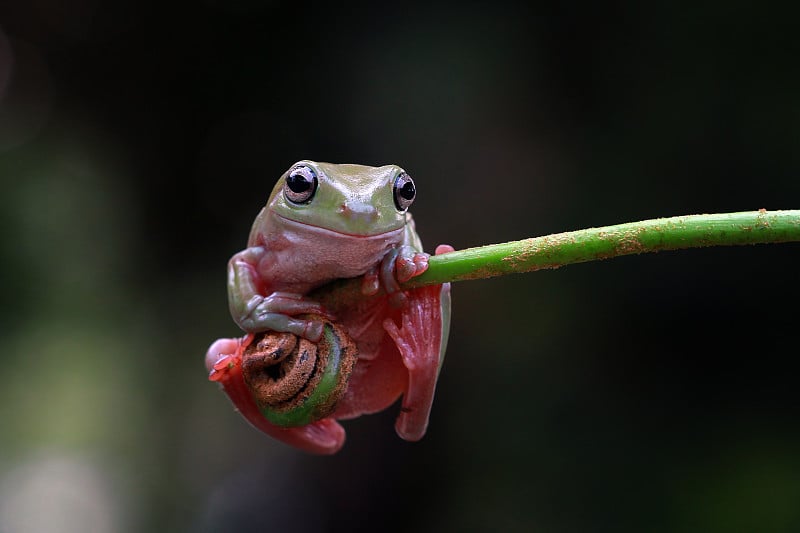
[1,2,799,532]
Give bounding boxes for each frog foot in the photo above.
[209,354,237,382]
[240,293,331,342]
[395,251,429,283]
[377,247,430,306]
[434,243,455,255]
[383,283,447,441]
[206,337,242,380]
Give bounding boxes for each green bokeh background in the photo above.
[1,2,799,532]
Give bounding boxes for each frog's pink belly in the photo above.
[332,336,406,420]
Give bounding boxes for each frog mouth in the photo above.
[274,213,405,240]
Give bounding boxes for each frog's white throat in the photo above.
[258,214,406,291]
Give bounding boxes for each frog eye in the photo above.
[284,165,318,204]
[393,172,416,211]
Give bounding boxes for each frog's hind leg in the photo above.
[383,283,449,442]
[205,337,346,455]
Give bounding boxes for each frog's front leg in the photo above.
[205,337,345,454]
[361,245,429,303]
[228,247,328,341]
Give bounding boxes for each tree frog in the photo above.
[205,160,452,454]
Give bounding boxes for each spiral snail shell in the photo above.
[240,317,358,427]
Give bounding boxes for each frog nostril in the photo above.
[340,201,378,221]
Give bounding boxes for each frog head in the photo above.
[248,160,416,244]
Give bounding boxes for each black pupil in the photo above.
[287,173,311,193]
[399,181,415,200]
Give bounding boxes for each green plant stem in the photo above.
[403,209,800,288]
[313,210,800,307]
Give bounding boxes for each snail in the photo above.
[239,316,358,427]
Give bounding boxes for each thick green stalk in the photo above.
[403,209,800,288]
